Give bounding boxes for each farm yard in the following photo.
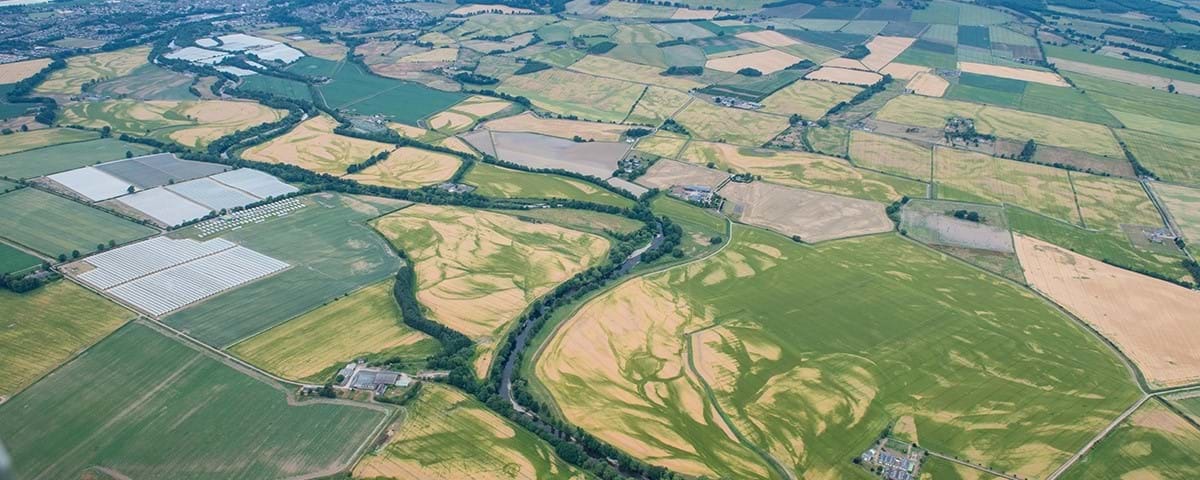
[372,205,610,377]
[0,322,389,479]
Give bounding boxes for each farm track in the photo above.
[924,450,1021,480]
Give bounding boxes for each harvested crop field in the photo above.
[934,147,1079,223]
[761,79,861,119]
[345,146,461,189]
[537,227,1138,479]
[1070,173,1162,232]
[900,200,1013,253]
[497,68,644,122]
[879,62,929,80]
[231,279,437,382]
[635,159,729,191]
[682,141,926,203]
[849,130,932,180]
[805,66,883,85]
[625,86,691,126]
[0,280,132,398]
[736,30,797,47]
[354,383,584,480]
[673,100,790,146]
[567,55,702,91]
[0,58,50,84]
[0,321,389,479]
[706,49,803,75]
[373,205,609,377]
[35,45,150,94]
[466,131,628,180]
[958,62,1068,87]
[1155,182,1200,243]
[1015,235,1200,388]
[1062,401,1200,480]
[243,115,390,175]
[877,95,1122,157]
[720,181,892,242]
[634,131,688,158]
[1050,57,1200,96]
[859,35,915,71]
[61,99,285,149]
[424,95,509,134]
[907,71,949,96]
[482,111,626,142]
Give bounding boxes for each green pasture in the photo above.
[0,241,40,275]
[1062,401,1200,480]
[164,193,405,348]
[1068,73,1200,127]
[0,322,388,479]
[0,138,155,179]
[540,227,1138,478]
[805,124,850,157]
[0,280,132,397]
[651,193,726,258]
[294,57,466,125]
[1046,45,1200,85]
[1119,129,1200,187]
[238,74,313,103]
[0,188,156,258]
[464,162,634,208]
[944,75,1120,126]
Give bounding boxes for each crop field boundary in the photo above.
[1065,171,1087,229]
[683,322,796,480]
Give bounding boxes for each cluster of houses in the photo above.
[859,439,924,480]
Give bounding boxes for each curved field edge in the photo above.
[534,225,1141,479]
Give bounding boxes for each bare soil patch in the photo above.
[706,49,803,75]
[806,66,883,86]
[672,7,719,19]
[1014,235,1200,388]
[1034,144,1135,178]
[958,62,1069,87]
[720,181,892,243]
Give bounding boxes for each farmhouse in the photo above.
[337,362,412,395]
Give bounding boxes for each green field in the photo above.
[354,383,585,479]
[0,137,155,179]
[1068,73,1200,127]
[0,128,98,156]
[0,321,389,479]
[230,279,439,383]
[164,193,405,348]
[0,188,157,258]
[506,207,644,236]
[1062,401,1200,480]
[1155,182,1200,243]
[805,124,850,157]
[1118,129,1200,187]
[650,193,727,258]
[90,64,197,101]
[1046,45,1200,85]
[464,161,634,208]
[291,57,466,125]
[0,241,40,275]
[237,74,313,103]
[537,227,1138,479]
[0,280,132,397]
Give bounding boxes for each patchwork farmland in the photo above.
[4,0,1200,478]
